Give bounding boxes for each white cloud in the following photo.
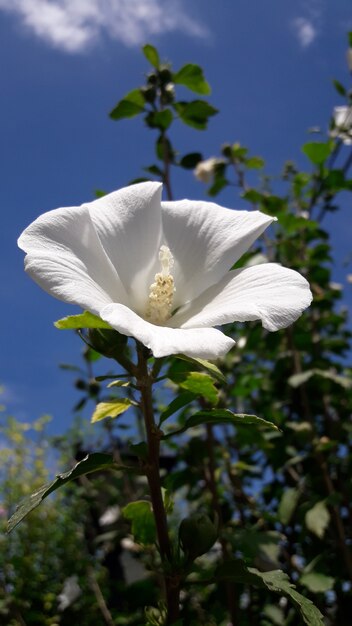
[292,17,317,48]
[0,0,207,53]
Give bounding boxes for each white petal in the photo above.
[88,182,163,313]
[171,263,312,331]
[18,204,128,314]
[100,303,235,359]
[161,200,276,306]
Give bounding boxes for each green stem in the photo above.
[135,342,180,624]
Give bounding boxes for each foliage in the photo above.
[5,35,352,625]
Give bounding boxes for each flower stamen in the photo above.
[146,245,175,324]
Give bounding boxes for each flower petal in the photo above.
[171,263,312,331]
[18,204,128,314]
[100,303,235,359]
[161,200,276,306]
[88,182,163,313]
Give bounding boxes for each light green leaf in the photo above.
[278,487,301,525]
[110,89,145,120]
[175,354,226,383]
[142,44,160,68]
[106,380,130,388]
[122,501,156,544]
[217,560,324,626]
[163,409,278,439]
[54,311,112,330]
[288,368,352,390]
[178,372,219,405]
[300,572,335,593]
[245,156,265,169]
[302,141,332,165]
[173,63,211,95]
[91,399,133,423]
[305,500,330,538]
[7,454,121,533]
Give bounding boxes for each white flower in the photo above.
[331,106,352,145]
[99,505,120,526]
[18,182,312,359]
[194,157,222,183]
[57,575,81,611]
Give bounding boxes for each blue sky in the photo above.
[1,0,351,433]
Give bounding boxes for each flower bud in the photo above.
[194,157,219,183]
[179,513,217,560]
[88,328,127,359]
[141,85,157,104]
[158,66,172,85]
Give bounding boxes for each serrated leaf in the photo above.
[173,63,211,95]
[7,454,120,533]
[163,409,278,439]
[217,560,324,626]
[91,399,133,423]
[174,100,218,129]
[159,391,195,425]
[54,311,112,330]
[305,500,330,538]
[122,500,156,544]
[300,571,335,593]
[142,44,160,68]
[110,89,145,120]
[302,141,332,165]
[278,487,300,525]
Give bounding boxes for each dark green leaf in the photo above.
[156,134,174,162]
[145,109,173,130]
[174,100,218,129]
[54,311,112,330]
[159,391,195,425]
[7,454,121,533]
[349,32,352,47]
[302,142,332,165]
[110,89,145,120]
[142,44,160,68]
[179,152,203,169]
[332,79,346,97]
[143,164,163,176]
[163,409,278,438]
[217,560,324,626]
[173,63,211,95]
[123,501,156,544]
[208,177,228,196]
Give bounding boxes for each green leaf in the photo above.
[332,79,346,97]
[349,32,352,48]
[217,560,324,626]
[208,177,228,196]
[142,44,160,68]
[288,369,352,390]
[302,141,332,165]
[178,372,219,405]
[106,380,130,388]
[300,572,335,593]
[174,100,218,129]
[54,311,112,330]
[110,89,145,120]
[245,156,265,169]
[163,409,278,439]
[174,354,226,383]
[122,501,156,544]
[91,399,133,423]
[179,152,203,169]
[159,391,195,425]
[305,501,330,538]
[145,109,173,130]
[278,487,300,525]
[7,454,120,533]
[173,63,211,95]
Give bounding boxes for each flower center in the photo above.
[146,245,175,325]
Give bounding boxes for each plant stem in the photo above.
[135,341,180,624]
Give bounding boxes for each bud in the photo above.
[158,66,172,85]
[141,85,157,104]
[88,328,127,360]
[179,513,217,560]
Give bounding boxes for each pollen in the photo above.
[146,245,175,324]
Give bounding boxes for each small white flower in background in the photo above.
[57,575,81,611]
[99,505,120,526]
[194,157,222,183]
[331,106,352,145]
[18,182,312,359]
[347,274,352,284]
